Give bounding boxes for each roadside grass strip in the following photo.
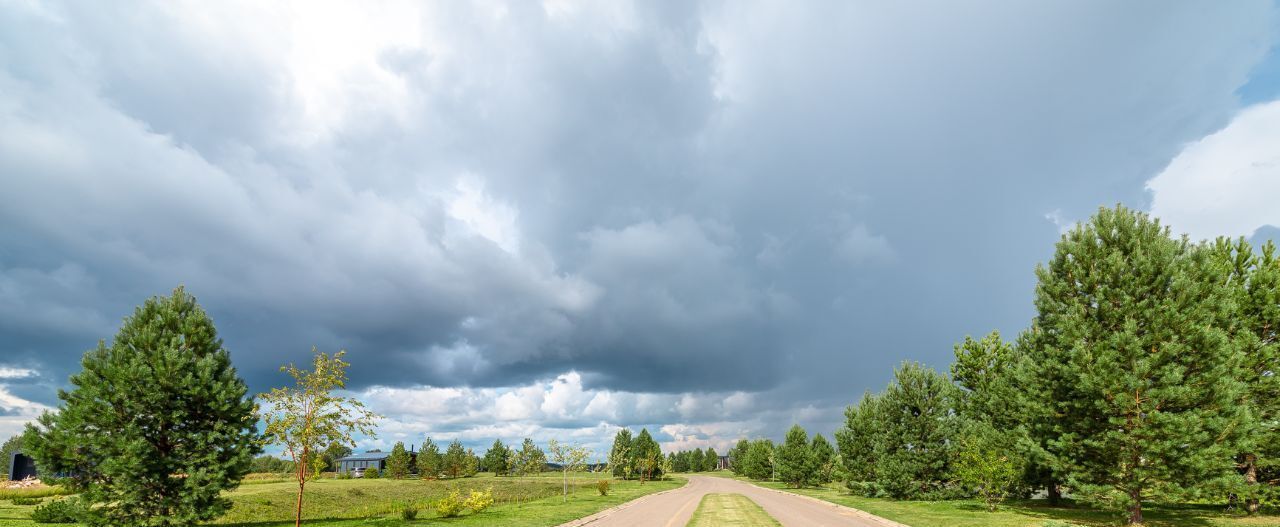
[686,493,781,527]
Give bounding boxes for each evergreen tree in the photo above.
[464,448,480,477]
[416,438,441,479]
[1024,205,1249,525]
[385,442,411,479]
[609,429,633,479]
[873,362,959,499]
[0,435,23,476]
[516,437,546,475]
[729,439,750,476]
[23,287,260,527]
[667,452,678,473]
[1210,238,1280,513]
[836,391,883,493]
[443,439,468,478]
[705,447,719,472]
[777,425,817,488]
[691,448,704,472]
[483,439,511,476]
[953,331,1042,497]
[811,433,836,484]
[742,439,775,480]
[632,429,663,481]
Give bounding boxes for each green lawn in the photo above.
[0,473,684,527]
[686,493,780,527]
[701,473,1280,527]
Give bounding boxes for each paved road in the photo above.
[559,475,907,527]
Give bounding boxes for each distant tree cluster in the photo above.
[607,428,664,482]
[728,427,839,488]
[668,446,720,473]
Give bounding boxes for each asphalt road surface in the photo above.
[559,475,908,527]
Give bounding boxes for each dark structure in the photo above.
[718,455,730,471]
[8,452,38,481]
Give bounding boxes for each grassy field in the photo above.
[0,472,683,527]
[702,473,1280,527]
[687,493,780,527]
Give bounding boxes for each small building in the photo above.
[717,455,730,471]
[8,452,38,481]
[334,450,405,476]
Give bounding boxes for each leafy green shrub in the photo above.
[363,468,381,479]
[400,503,419,520]
[30,497,87,523]
[11,497,43,505]
[464,488,494,513]
[596,479,610,496]
[335,471,352,480]
[435,489,465,518]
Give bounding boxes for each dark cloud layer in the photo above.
[2,0,1278,447]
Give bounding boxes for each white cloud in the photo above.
[0,385,50,439]
[1148,100,1280,241]
[0,367,37,380]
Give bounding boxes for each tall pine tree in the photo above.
[24,287,260,526]
[1024,205,1249,525]
[872,362,958,499]
[776,425,817,488]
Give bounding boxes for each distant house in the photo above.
[717,455,730,471]
[8,452,38,481]
[335,451,390,476]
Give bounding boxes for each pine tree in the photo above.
[1024,205,1249,525]
[609,429,633,479]
[691,448,704,472]
[516,437,546,475]
[836,391,883,493]
[385,442,411,479]
[874,362,959,499]
[23,287,260,526]
[443,439,468,478]
[729,439,750,476]
[953,331,1042,497]
[632,429,662,482]
[483,439,511,476]
[776,425,817,488]
[811,433,836,484]
[705,447,719,472]
[1204,237,1280,513]
[742,439,775,480]
[416,438,441,479]
[465,448,479,477]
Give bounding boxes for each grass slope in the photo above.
[686,493,780,527]
[703,474,1280,527]
[0,473,683,527]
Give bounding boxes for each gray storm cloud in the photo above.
[1,0,1277,446]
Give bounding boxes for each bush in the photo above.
[435,489,465,518]
[30,497,88,524]
[597,479,610,496]
[464,488,494,513]
[363,468,381,479]
[400,503,419,520]
[336,471,352,480]
[11,497,43,505]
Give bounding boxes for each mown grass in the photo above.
[0,472,682,527]
[705,473,1280,527]
[687,493,780,527]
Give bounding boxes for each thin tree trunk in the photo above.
[1127,489,1143,525]
[1047,481,1062,505]
[1243,453,1261,514]
[295,447,308,527]
[563,469,568,502]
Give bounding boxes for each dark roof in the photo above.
[336,452,392,462]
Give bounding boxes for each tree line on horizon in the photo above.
[724,205,1278,526]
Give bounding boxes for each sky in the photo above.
[2,0,1280,460]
